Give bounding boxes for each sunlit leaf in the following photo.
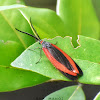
[11,35,100,84]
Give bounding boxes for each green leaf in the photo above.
[18,7,66,39]
[0,4,66,48]
[0,4,26,11]
[0,2,66,92]
[57,0,99,45]
[94,92,100,100]
[0,5,35,49]
[1,0,100,92]
[43,85,86,100]
[0,66,49,92]
[0,40,24,66]
[11,35,100,84]
[75,60,100,84]
[92,0,100,22]
[0,40,49,92]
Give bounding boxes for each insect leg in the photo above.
[28,47,42,51]
[36,48,42,64]
[54,41,58,45]
[28,47,42,64]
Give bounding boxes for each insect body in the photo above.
[15,19,83,80]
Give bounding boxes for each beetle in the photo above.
[15,19,83,80]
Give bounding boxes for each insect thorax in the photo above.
[41,41,51,48]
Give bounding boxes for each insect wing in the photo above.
[51,44,83,75]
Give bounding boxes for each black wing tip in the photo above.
[79,70,83,76]
[60,71,83,81]
[60,71,78,80]
[73,61,83,76]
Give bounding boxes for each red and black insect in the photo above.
[15,19,83,80]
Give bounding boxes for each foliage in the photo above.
[0,0,100,99]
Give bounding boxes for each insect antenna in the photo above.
[15,28,39,41]
[30,18,41,40]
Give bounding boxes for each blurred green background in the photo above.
[24,0,100,22]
